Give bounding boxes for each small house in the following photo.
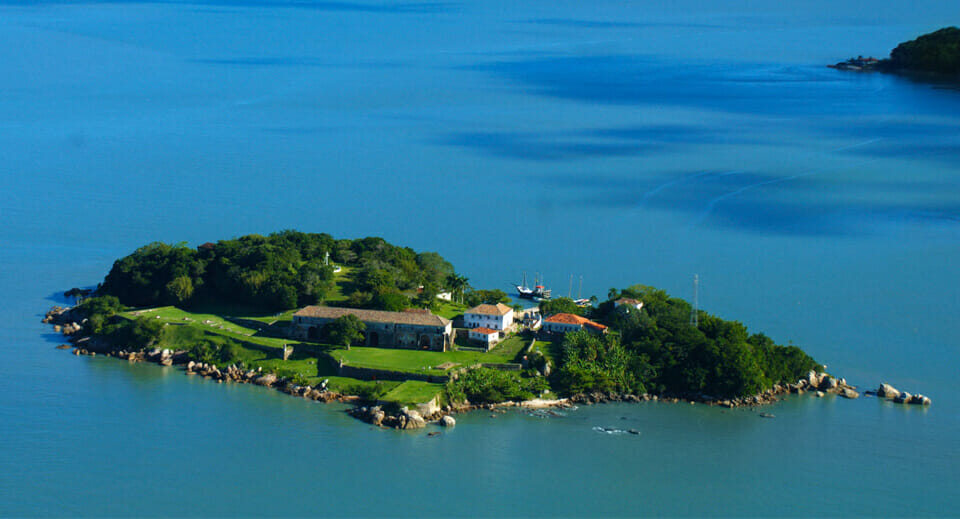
[468,327,500,350]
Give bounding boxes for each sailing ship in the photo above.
[515,272,551,300]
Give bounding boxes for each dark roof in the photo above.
[294,305,450,327]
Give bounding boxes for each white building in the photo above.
[468,327,500,350]
[464,303,514,331]
[542,313,608,335]
[614,298,643,311]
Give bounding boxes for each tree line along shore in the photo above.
[830,26,960,75]
[43,231,930,430]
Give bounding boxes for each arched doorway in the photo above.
[307,326,319,340]
[418,334,431,349]
[368,331,379,347]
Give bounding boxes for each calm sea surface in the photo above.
[1,1,959,516]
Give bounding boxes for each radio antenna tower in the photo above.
[690,274,699,327]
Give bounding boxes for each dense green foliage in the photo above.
[77,295,125,335]
[99,231,459,312]
[102,316,165,350]
[463,288,511,306]
[445,368,548,404]
[888,27,960,74]
[553,331,644,395]
[538,297,583,316]
[322,314,366,347]
[549,285,821,399]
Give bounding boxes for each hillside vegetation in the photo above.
[99,231,457,312]
[888,27,960,74]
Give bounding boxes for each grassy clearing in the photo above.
[487,335,529,362]
[433,301,468,320]
[325,266,357,303]
[331,336,527,375]
[381,381,443,406]
[122,306,294,349]
[530,338,561,366]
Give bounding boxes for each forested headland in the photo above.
[833,27,960,75]
[886,27,960,74]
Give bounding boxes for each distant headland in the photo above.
[830,26,960,76]
[42,231,931,431]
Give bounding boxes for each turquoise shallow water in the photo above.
[1,1,959,516]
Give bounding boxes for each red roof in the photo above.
[471,327,498,335]
[543,313,608,331]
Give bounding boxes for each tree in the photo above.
[323,314,366,348]
[539,297,581,316]
[449,274,471,304]
[465,289,510,306]
[376,292,410,312]
[165,275,194,303]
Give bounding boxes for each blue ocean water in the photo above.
[1,1,958,516]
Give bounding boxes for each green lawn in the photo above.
[434,300,468,320]
[530,338,561,366]
[331,334,527,375]
[122,306,294,350]
[325,266,357,303]
[487,335,530,362]
[380,380,443,406]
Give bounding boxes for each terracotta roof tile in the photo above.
[543,313,608,331]
[465,303,513,316]
[471,327,498,335]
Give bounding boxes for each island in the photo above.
[830,26,960,75]
[42,231,929,430]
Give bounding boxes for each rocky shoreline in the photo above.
[43,305,931,433]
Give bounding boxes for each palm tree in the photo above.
[608,287,619,301]
[450,274,471,304]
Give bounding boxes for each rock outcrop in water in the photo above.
[868,383,931,406]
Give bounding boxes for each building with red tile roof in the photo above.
[468,326,501,350]
[542,313,608,335]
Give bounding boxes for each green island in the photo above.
[831,26,960,76]
[45,230,847,429]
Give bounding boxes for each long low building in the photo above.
[542,313,608,335]
[291,306,452,351]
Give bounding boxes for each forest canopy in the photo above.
[887,27,960,74]
[98,231,457,312]
[549,285,823,399]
